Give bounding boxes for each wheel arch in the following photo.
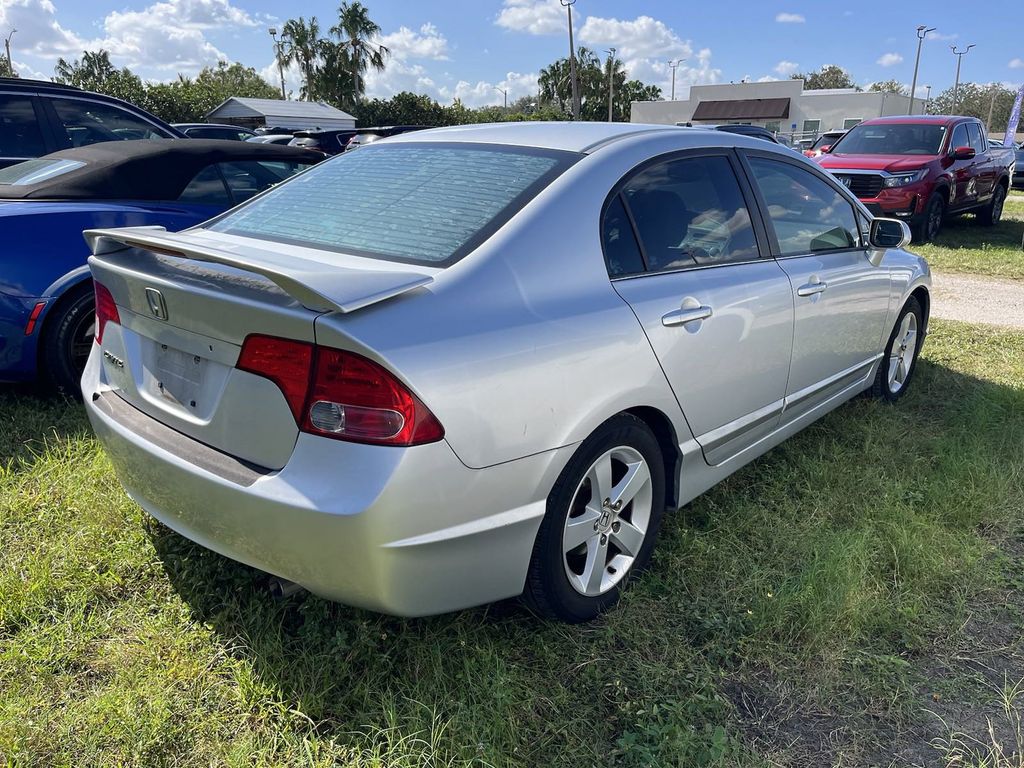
[36,275,94,377]
[623,405,682,511]
[910,284,930,336]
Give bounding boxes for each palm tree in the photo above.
[330,2,388,109]
[281,16,324,100]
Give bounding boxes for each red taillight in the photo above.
[236,334,443,446]
[236,334,314,423]
[93,282,120,345]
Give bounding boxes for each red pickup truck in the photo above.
[815,115,1015,241]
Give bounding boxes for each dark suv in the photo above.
[0,78,183,169]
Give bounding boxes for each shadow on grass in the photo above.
[932,209,1024,251]
[145,330,1024,765]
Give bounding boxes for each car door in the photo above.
[966,122,996,199]
[607,151,795,466]
[946,122,978,210]
[740,151,891,420]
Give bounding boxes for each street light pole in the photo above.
[667,58,685,101]
[560,0,580,120]
[950,44,975,113]
[908,25,935,114]
[269,28,287,100]
[495,86,508,110]
[3,28,16,77]
[924,85,932,114]
[607,48,616,122]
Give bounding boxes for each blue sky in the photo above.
[2,0,1021,107]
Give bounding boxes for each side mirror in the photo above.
[820,144,832,154]
[867,217,911,265]
[953,145,976,160]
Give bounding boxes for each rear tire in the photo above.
[869,296,923,402]
[914,193,945,243]
[42,285,95,398]
[977,183,1007,226]
[523,413,666,623]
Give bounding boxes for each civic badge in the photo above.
[145,287,168,321]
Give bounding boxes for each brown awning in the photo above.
[691,98,791,121]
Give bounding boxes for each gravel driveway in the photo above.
[930,271,1024,329]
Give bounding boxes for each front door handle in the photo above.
[661,304,713,327]
[797,280,828,297]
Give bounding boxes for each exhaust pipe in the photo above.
[268,577,305,600]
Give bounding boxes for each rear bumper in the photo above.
[0,292,49,382]
[82,346,572,616]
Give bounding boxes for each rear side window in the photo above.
[619,155,760,271]
[50,98,167,149]
[0,157,85,185]
[602,195,645,277]
[747,157,858,255]
[178,165,230,206]
[0,96,46,158]
[208,144,577,265]
[219,160,309,203]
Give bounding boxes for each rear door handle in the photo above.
[661,305,713,327]
[797,281,828,297]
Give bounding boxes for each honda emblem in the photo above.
[145,288,168,321]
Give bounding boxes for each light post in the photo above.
[494,86,508,110]
[924,85,932,114]
[667,58,685,101]
[3,28,15,77]
[908,25,934,114]
[606,48,616,122]
[560,0,580,120]
[269,27,288,100]
[951,44,975,113]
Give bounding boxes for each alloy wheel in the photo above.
[562,445,653,597]
[887,311,918,394]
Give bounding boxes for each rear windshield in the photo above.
[0,158,86,185]
[831,123,947,155]
[207,142,578,265]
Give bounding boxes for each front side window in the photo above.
[747,156,859,256]
[0,96,47,158]
[50,98,166,149]
[948,123,970,153]
[208,143,577,265]
[619,155,760,271]
[965,123,986,153]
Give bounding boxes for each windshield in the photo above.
[830,123,947,155]
[812,133,840,150]
[207,143,578,266]
[0,158,87,186]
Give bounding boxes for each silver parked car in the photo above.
[82,123,931,622]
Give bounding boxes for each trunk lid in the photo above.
[87,227,436,469]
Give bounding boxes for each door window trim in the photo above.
[599,147,775,281]
[734,147,871,260]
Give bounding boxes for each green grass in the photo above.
[2,321,1024,767]
[913,194,1024,280]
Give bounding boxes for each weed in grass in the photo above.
[931,677,1024,768]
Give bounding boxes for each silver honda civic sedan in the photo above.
[82,122,931,622]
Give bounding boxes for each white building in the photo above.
[204,97,357,131]
[631,79,915,141]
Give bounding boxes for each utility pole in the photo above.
[3,28,16,78]
[667,59,685,101]
[269,28,287,99]
[607,48,616,122]
[987,83,997,131]
[908,25,935,114]
[494,86,507,110]
[560,0,580,120]
[951,44,975,113]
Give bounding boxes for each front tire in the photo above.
[523,414,666,622]
[914,193,945,243]
[870,295,923,402]
[42,285,95,398]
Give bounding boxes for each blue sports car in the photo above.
[0,139,318,393]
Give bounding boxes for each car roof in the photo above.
[0,139,318,201]
[174,123,254,131]
[860,114,975,126]
[381,121,717,154]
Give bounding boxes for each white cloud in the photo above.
[775,12,805,23]
[0,0,88,58]
[495,0,565,36]
[439,71,538,108]
[774,60,799,76]
[1010,58,1024,69]
[929,32,958,41]
[877,52,903,67]
[379,23,449,61]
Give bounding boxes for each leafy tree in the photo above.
[539,47,659,121]
[330,1,389,111]
[868,79,908,96]
[929,82,1019,131]
[0,56,17,78]
[791,65,859,91]
[53,50,147,105]
[355,91,449,126]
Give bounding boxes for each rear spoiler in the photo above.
[84,226,434,314]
